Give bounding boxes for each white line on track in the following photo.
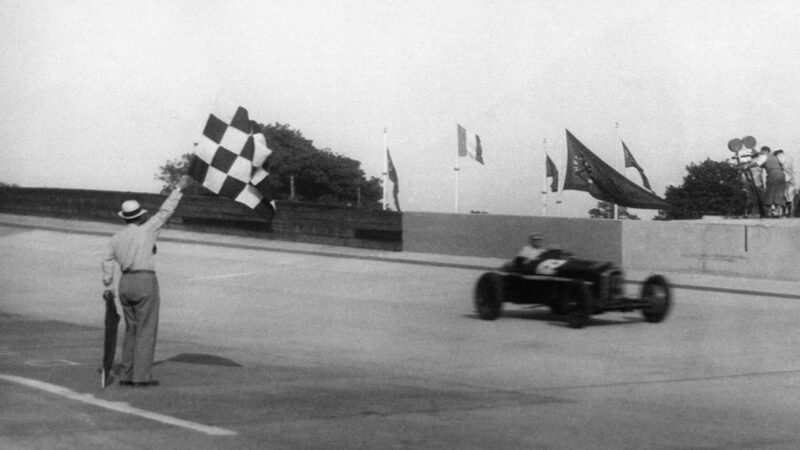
[0,373,237,436]
[24,359,81,367]
[188,272,253,281]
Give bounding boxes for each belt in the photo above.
[122,269,155,274]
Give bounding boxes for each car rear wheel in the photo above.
[567,282,592,329]
[474,272,503,320]
[641,275,671,323]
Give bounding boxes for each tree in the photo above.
[254,122,382,208]
[155,152,206,195]
[156,123,383,208]
[588,201,640,220]
[655,158,747,220]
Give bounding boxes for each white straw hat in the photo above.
[118,200,148,219]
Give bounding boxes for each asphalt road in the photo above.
[2,223,800,449]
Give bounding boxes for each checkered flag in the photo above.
[188,102,275,219]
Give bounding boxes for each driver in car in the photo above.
[504,233,568,274]
[517,233,546,262]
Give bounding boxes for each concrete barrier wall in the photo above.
[402,212,622,264]
[622,219,800,281]
[747,223,800,280]
[3,188,797,280]
[403,212,799,281]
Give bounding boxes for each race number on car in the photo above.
[534,259,568,275]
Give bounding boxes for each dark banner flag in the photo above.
[387,148,400,212]
[563,129,668,209]
[545,153,559,192]
[622,141,653,191]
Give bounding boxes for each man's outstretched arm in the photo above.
[147,175,191,230]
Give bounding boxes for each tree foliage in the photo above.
[588,201,639,220]
[655,158,747,220]
[155,122,383,208]
[255,122,382,208]
[155,153,206,195]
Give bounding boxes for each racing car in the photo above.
[474,251,672,328]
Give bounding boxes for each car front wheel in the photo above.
[641,275,672,323]
[474,272,503,320]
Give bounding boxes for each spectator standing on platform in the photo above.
[101,175,190,387]
[774,149,795,217]
[751,146,786,218]
[741,149,765,216]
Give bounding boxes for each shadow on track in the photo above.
[155,353,242,367]
[464,307,643,328]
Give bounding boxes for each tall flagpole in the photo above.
[613,121,620,219]
[541,138,548,216]
[454,151,460,214]
[382,128,388,210]
[556,149,563,217]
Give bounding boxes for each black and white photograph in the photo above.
[2,1,800,448]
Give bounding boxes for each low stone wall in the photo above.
[270,201,401,250]
[0,187,401,251]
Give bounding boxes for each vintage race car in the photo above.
[474,252,672,328]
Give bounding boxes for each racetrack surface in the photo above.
[2,223,800,449]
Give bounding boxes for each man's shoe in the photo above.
[119,380,135,386]
[133,380,159,387]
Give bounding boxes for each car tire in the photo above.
[474,272,503,320]
[567,282,592,329]
[641,275,672,323]
[549,291,570,315]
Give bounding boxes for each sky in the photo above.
[2,0,800,218]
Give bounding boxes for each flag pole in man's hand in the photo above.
[100,288,120,388]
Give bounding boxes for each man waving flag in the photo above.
[188,101,275,220]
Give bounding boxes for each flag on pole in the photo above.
[622,141,652,191]
[387,148,401,212]
[188,101,275,220]
[457,124,484,164]
[563,129,667,209]
[545,153,559,192]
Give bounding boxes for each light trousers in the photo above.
[118,271,160,383]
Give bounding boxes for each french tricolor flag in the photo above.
[457,124,484,165]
